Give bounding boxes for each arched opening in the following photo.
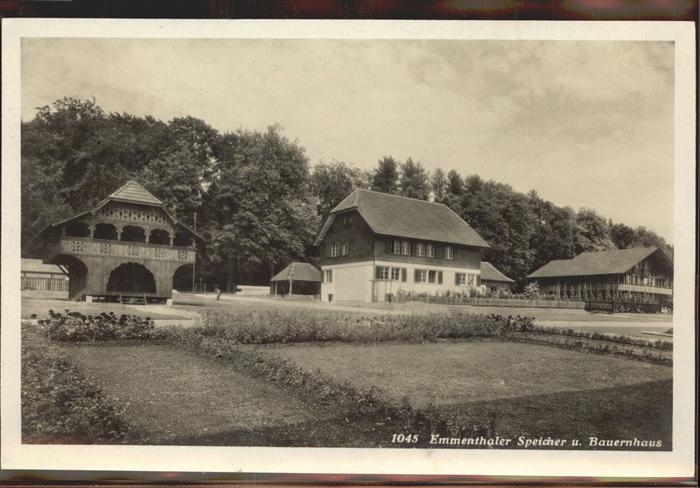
[173,264,193,292]
[64,221,90,238]
[121,225,146,243]
[173,231,193,247]
[107,262,156,293]
[93,223,118,240]
[149,228,171,245]
[53,254,88,300]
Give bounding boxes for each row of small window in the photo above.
[384,239,454,260]
[328,241,350,257]
[375,266,479,286]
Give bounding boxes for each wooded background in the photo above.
[21,98,673,289]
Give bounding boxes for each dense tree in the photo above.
[399,158,429,200]
[574,208,616,253]
[429,168,447,202]
[310,161,367,219]
[371,156,399,194]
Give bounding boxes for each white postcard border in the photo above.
[1,18,696,478]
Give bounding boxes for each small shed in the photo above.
[480,261,515,293]
[21,258,69,292]
[270,262,321,297]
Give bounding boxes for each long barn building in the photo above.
[527,247,673,310]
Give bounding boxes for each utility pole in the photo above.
[192,211,197,294]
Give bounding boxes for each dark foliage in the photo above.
[37,309,156,342]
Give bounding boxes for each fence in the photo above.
[21,276,69,292]
[398,295,586,309]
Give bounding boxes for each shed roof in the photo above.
[480,261,514,283]
[527,247,668,279]
[315,189,489,248]
[270,262,321,282]
[21,258,65,274]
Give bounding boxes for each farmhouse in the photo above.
[480,261,515,293]
[35,180,204,303]
[314,189,490,302]
[527,247,673,309]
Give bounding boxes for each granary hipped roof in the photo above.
[38,180,205,243]
[103,180,163,206]
[315,189,490,248]
[270,262,321,282]
[527,247,668,279]
[480,261,514,283]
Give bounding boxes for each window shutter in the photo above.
[401,268,407,282]
[376,266,381,279]
[385,239,393,254]
[414,269,419,282]
[438,271,443,284]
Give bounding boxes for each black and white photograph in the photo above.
[1,18,696,479]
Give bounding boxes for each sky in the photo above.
[21,38,674,241]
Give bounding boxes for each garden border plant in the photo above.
[22,325,132,444]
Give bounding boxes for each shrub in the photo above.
[22,326,131,443]
[37,309,156,342]
[522,282,541,300]
[178,309,535,345]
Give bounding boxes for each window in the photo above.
[426,244,435,258]
[415,243,425,256]
[324,269,333,283]
[385,239,394,254]
[445,246,454,260]
[329,243,338,257]
[428,270,437,283]
[401,268,407,282]
[341,241,349,256]
[393,239,401,254]
[455,273,466,286]
[401,240,411,255]
[376,266,390,280]
[391,267,401,281]
[342,215,353,225]
[414,269,428,283]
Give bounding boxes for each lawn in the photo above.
[269,340,672,445]
[61,343,372,446]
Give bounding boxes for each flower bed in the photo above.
[36,309,157,342]
[22,327,131,443]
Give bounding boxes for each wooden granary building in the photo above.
[35,180,203,303]
[527,247,673,312]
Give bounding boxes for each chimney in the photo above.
[428,191,436,203]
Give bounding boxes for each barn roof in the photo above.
[480,261,514,283]
[21,258,65,274]
[315,189,490,248]
[527,247,669,279]
[270,262,321,282]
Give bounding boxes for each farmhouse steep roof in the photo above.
[270,262,321,282]
[316,189,490,248]
[527,247,669,279]
[480,261,514,283]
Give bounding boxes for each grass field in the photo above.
[61,343,374,446]
[269,340,672,444]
